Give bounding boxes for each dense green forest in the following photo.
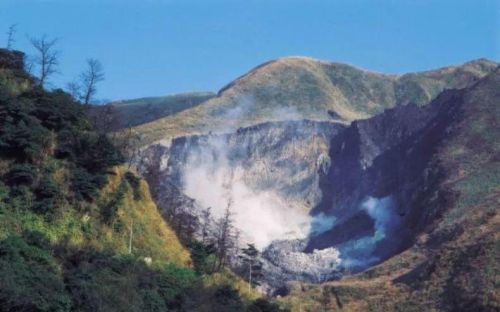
[0,48,287,312]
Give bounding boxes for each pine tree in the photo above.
[200,207,212,244]
[214,200,236,271]
[239,243,263,290]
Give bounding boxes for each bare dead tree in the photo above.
[66,81,82,100]
[80,58,104,106]
[29,35,59,87]
[6,24,17,50]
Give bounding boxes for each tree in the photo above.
[80,58,104,105]
[239,243,263,290]
[200,207,212,244]
[66,81,82,100]
[214,201,236,271]
[175,211,199,244]
[213,284,245,312]
[248,298,288,312]
[29,35,59,87]
[6,24,17,50]
[189,240,216,275]
[115,126,142,167]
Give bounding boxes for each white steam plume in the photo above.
[310,212,337,236]
[338,196,399,269]
[181,136,313,249]
[178,94,327,250]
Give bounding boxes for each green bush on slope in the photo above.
[0,235,72,312]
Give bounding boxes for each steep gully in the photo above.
[137,89,463,292]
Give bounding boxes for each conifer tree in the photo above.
[239,243,263,290]
[214,200,236,271]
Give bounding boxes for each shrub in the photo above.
[101,180,127,224]
[0,236,71,312]
[124,171,142,200]
[65,250,196,312]
[64,252,144,312]
[6,163,37,186]
[6,185,34,211]
[152,263,197,309]
[248,298,289,312]
[72,167,101,201]
[35,175,60,199]
[189,240,216,275]
[0,96,52,162]
[22,230,51,249]
[31,88,88,132]
[33,197,59,215]
[213,284,245,312]
[55,129,75,159]
[0,181,8,201]
[73,133,124,174]
[140,289,168,312]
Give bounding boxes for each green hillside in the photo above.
[0,49,283,312]
[129,57,497,146]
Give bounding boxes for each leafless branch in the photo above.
[66,81,82,100]
[81,58,105,105]
[6,24,17,50]
[29,35,59,87]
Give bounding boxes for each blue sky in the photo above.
[1,0,498,101]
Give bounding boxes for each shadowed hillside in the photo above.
[280,68,500,312]
[90,92,215,131]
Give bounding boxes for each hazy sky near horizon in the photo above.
[1,0,498,101]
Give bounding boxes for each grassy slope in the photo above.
[279,70,500,312]
[129,57,497,146]
[97,167,192,265]
[0,166,191,267]
[0,164,264,311]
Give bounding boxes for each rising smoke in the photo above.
[181,134,313,249]
[338,196,400,270]
[310,212,337,236]
[178,96,325,249]
[172,94,402,277]
[182,164,312,248]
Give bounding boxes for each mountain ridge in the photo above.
[127,57,497,147]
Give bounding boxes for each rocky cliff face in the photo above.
[137,120,346,291]
[278,69,499,312]
[136,85,467,292]
[138,120,343,246]
[307,89,464,270]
